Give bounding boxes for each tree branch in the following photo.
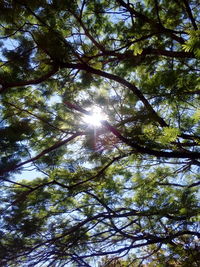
[0,132,83,176]
[116,0,185,44]
[3,101,69,134]
[0,66,59,93]
[63,63,168,127]
[64,101,200,160]
[182,0,198,30]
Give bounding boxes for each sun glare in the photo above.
[83,106,106,127]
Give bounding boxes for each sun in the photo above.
[83,106,106,127]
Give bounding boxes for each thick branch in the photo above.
[0,66,59,94]
[142,48,194,58]
[182,0,198,30]
[101,120,200,160]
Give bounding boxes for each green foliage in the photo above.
[158,127,180,145]
[0,0,200,266]
[182,30,200,58]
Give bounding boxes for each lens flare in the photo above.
[83,106,106,127]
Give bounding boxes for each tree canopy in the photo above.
[0,0,200,266]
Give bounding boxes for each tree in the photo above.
[0,0,199,266]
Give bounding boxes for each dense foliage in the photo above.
[0,0,199,266]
